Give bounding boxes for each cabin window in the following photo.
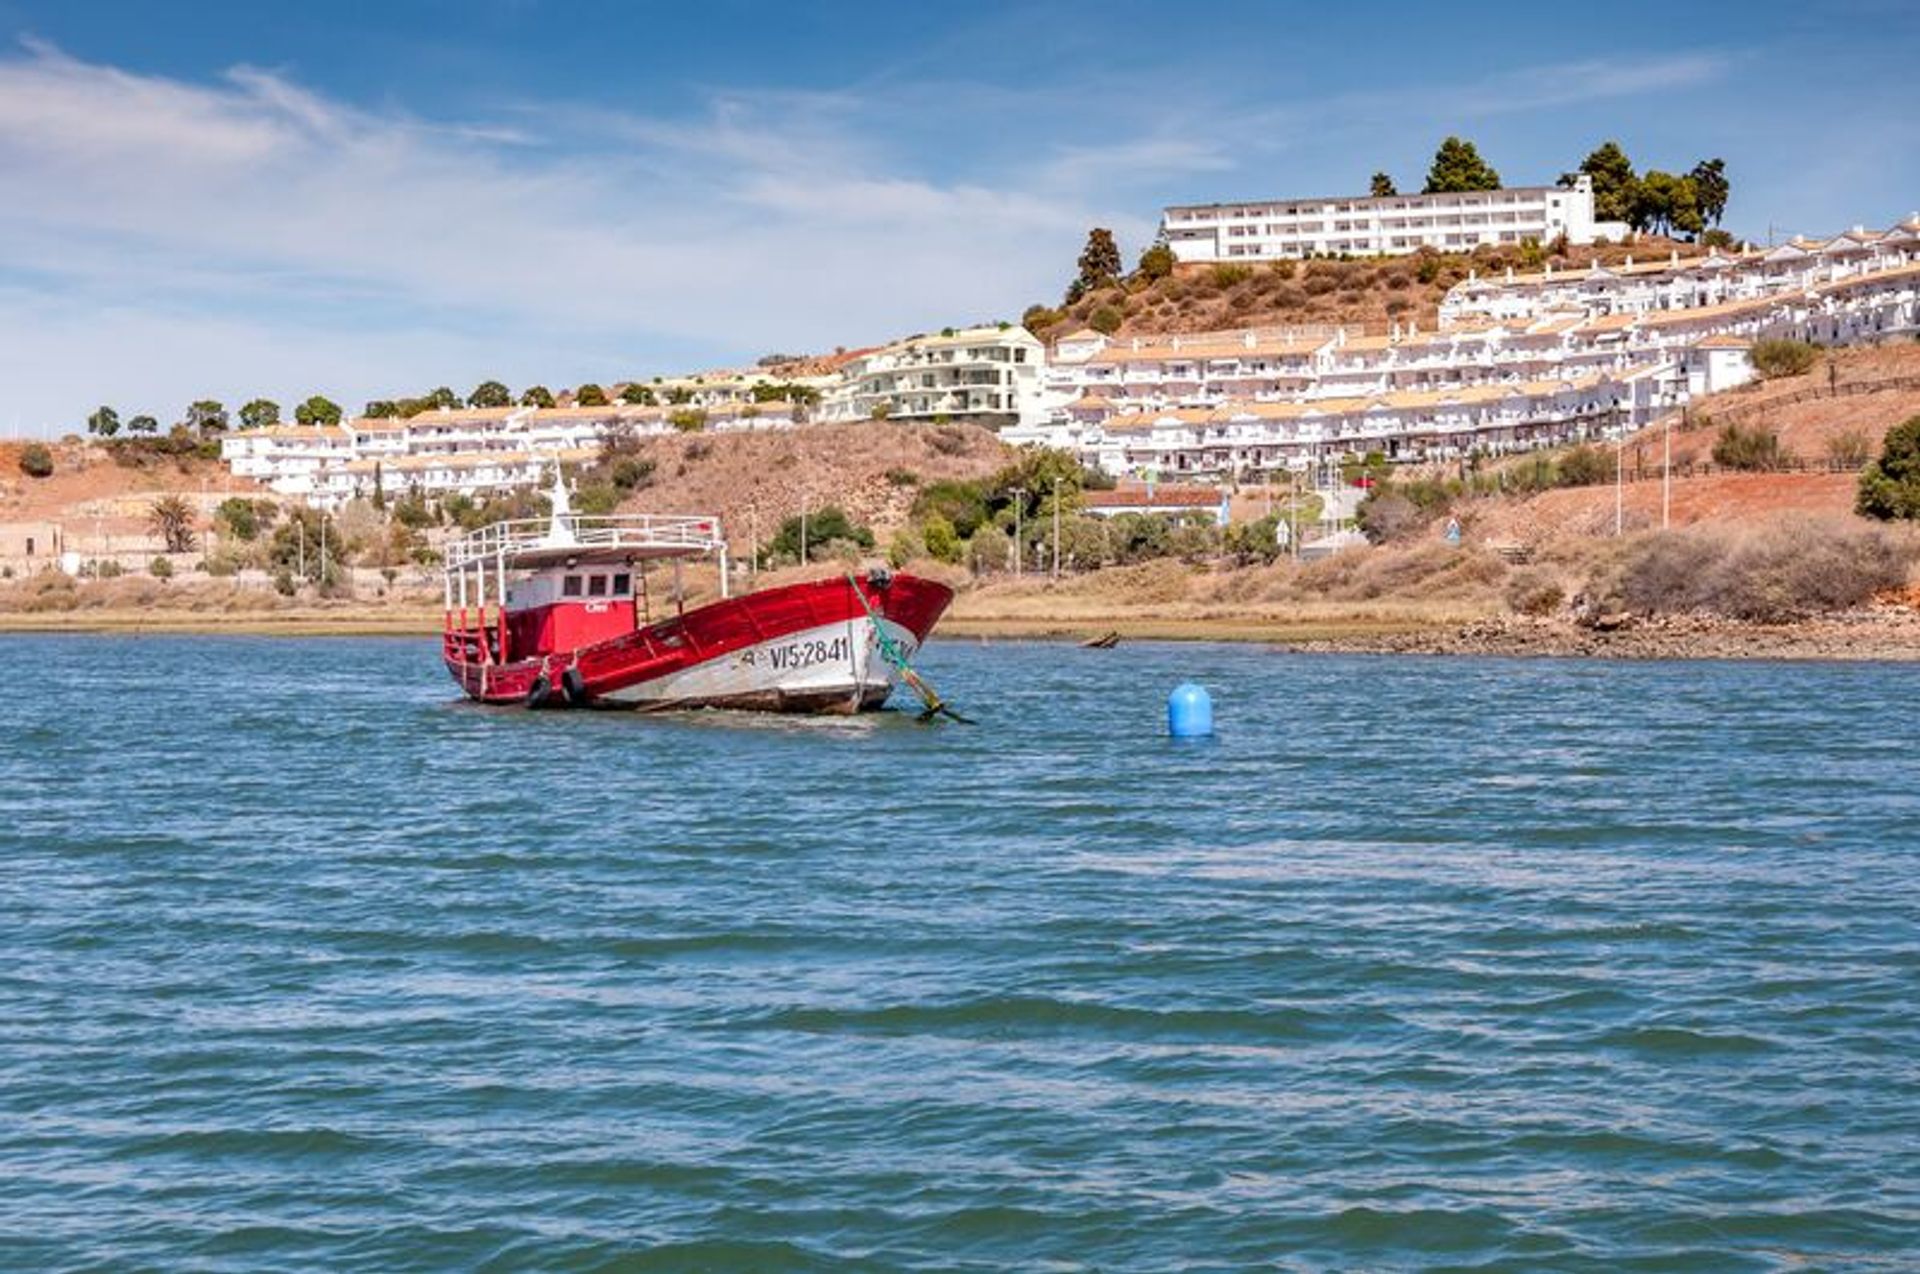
[588,575,608,597]
[612,573,631,596]
[563,575,583,597]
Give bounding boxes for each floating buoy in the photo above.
[1167,682,1213,738]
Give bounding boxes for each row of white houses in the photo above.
[223,400,807,509]
[1440,216,1920,324]
[1015,217,1920,479]
[221,325,1056,508]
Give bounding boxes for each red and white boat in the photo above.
[440,475,953,713]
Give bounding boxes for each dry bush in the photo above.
[1619,519,1917,621]
[0,572,79,612]
[1504,567,1566,616]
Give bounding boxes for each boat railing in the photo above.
[445,513,725,571]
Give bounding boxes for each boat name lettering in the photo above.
[765,635,851,672]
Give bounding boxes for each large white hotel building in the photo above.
[1160,174,1630,262]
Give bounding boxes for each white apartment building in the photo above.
[1161,174,1630,262]
[818,325,1051,429]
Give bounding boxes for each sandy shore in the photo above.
[8,601,1920,661]
[0,607,442,637]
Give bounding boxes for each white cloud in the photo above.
[0,42,1175,431]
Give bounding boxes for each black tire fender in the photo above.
[562,667,588,706]
[525,674,551,709]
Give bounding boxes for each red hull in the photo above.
[443,572,953,712]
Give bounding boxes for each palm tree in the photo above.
[149,495,198,554]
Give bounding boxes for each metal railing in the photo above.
[444,513,724,571]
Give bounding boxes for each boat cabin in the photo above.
[443,467,729,668]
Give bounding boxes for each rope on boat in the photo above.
[844,571,971,724]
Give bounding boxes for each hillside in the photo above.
[611,420,1011,541]
[1464,344,1920,545]
[1026,234,1710,342]
[1,439,249,533]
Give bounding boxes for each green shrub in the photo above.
[884,468,919,488]
[921,512,962,563]
[1712,421,1785,471]
[1208,264,1252,288]
[215,496,261,540]
[762,506,873,564]
[1088,305,1124,335]
[1856,415,1920,520]
[887,527,926,568]
[1136,244,1176,281]
[1749,339,1820,379]
[149,556,174,579]
[968,524,1013,574]
[668,408,707,433]
[18,443,53,478]
[1555,445,1612,487]
[911,479,989,538]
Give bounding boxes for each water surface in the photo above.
[3,636,1917,1271]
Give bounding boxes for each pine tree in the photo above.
[1075,228,1123,292]
[1689,158,1730,227]
[1578,141,1638,223]
[1369,171,1397,198]
[1422,137,1502,194]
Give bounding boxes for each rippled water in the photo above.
[3,634,1918,1271]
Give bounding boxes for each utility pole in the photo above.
[1050,478,1061,582]
[1662,414,1672,531]
[1614,426,1624,538]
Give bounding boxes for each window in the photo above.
[24,537,33,556]
[612,573,631,596]
[588,575,608,597]
[563,575,583,597]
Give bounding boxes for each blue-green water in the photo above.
[3,635,1918,1272]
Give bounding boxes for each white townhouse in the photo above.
[1161,174,1629,263]
[818,325,1052,429]
[1441,216,1920,326]
[1063,375,1632,481]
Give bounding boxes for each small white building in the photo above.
[1683,335,1757,396]
[1161,175,1630,263]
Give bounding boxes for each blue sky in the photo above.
[1,0,1915,434]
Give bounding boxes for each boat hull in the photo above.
[442,572,952,714]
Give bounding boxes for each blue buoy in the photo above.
[1167,682,1213,738]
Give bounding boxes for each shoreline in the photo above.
[6,604,1920,661]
